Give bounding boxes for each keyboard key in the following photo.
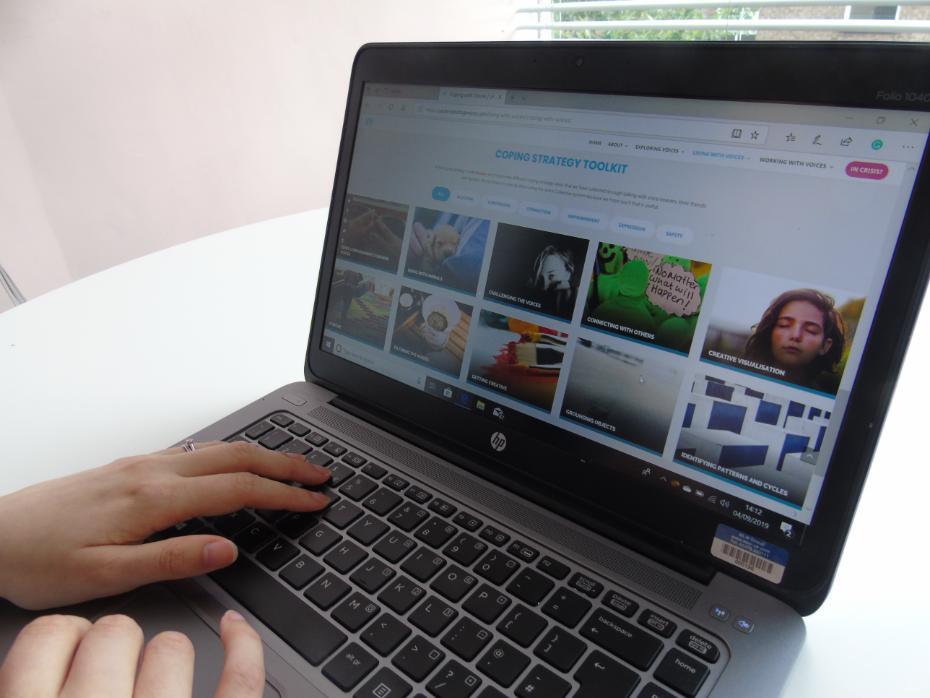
[477,687,507,698]
[410,595,459,637]
[444,533,488,566]
[299,522,341,555]
[654,648,709,697]
[392,636,445,682]
[361,613,411,656]
[406,485,432,504]
[373,531,417,563]
[344,452,368,468]
[323,441,347,457]
[463,584,511,623]
[255,538,298,570]
[415,516,457,548]
[384,473,410,490]
[277,439,311,455]
[637,682,676,698]
[363,487,404,516]
[322,642,376,691]
[497,604,548,647]
[254,508,287,524]
[341,474,378,501]
[453,512,483,532]
[277,511,320,539]
[507,541,540,563]
[324,540,367,574]
[574,650,640,698]
[389,503,430,531]
[348,514,389,545]
[213,510,255,536]
[233,522,275,554]
[378,576,426,615]
[151,518,205,540]
[541,588,591,628]
[350,557,396,594]
[307,451,334,468]
[479,525,510,547]
[603,591,639,618]
[638,609,676,638]
[428,498,457,517]
[533,627,586,672]
[307,432,329,447]
[209,557,346,666]
[569,572,603,598]
[323,499,364,529]
[537,556,570,580]
[477,639,530,688]
[288,422,310,437]
[244,421,274,439]
[401,547,447,582]
[304,571,351,610]
[676,629,720,663]
[431,565,478,602]
[258,428,292,450]
[270,413,294,427]
[279,554,323,589]
[362,462,388,478]
[426,660,481,698]
[327,461,353,486]
[355,667,412,698]
[332,592,380,632]
[580,608,663,670]
[515,664,570,698]
[474,551,520,585]
[507,568,555,606]
[441,617,492,661]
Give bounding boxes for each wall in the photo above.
[0,0,516,303]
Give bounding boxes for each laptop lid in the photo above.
[305,42,930,615]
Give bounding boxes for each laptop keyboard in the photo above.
[157,412,724,697]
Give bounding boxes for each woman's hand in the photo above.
[0,441,331,610]
[0,610,266,697]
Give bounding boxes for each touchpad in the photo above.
[113,585,281,698]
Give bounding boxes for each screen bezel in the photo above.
[306,42,930,615]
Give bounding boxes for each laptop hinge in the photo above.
[331,394,716,586]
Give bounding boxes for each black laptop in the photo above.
[19,42,930,697]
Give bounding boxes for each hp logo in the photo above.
[490,431,507,452]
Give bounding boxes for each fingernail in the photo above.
[224,609,244,622]
[284,452,307,460]
[311,464,332,476]
[203,540,236,567]
[310,492,332,507]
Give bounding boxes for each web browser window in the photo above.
[321,82,929,536]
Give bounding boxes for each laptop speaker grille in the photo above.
[309,405,701,610]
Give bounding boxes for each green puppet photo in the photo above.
[582,243,712,354]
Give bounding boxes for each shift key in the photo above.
[580,608,662,670]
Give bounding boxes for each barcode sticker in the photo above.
[711,524,787,584]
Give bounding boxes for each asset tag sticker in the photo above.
[711,524,788,584]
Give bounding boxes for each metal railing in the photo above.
[513,0,930,38]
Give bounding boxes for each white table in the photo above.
[2,209,928,696]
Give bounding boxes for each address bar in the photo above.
[413,102,768,145]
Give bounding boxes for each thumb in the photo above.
[84,536,238,595]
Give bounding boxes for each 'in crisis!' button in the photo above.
[845,161,889,180]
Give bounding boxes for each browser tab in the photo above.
[439,87,507,105]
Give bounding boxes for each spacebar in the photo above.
[210,556,347,666]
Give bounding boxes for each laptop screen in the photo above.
[320,81,929,553]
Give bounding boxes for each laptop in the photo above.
[4,41,930,697]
